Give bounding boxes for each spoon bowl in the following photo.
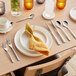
[56,21,71,41]
[16,14,35,23]
[29,14,35,19]
[63,21,68,28]
[56,21,61,28]
[63,21,76,39]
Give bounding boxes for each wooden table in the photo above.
[0,0,76,75]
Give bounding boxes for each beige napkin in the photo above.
[25,23,49,56]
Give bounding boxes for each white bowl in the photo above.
[0,17,11,30]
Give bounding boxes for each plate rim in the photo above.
[14,25,53,57]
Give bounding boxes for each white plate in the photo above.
[0,24,13,33]
[14,25,53,57]
[70,7,76,21]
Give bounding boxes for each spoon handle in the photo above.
[46,24,61,45]
[16,17,29,23]
[68,27,76,39]
[51,32,61,45]
[61,28,71,41]
[57,30,66,43]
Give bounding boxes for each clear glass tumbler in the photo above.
[11,0,21,16]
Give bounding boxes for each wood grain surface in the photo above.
[0,0,76,75]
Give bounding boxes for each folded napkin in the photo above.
[25,23,49,56]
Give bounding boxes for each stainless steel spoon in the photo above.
[46,23,61,45]
[63,21,76,39]
[16,14,35,23]
[50,21,66,43]
[56,21,71,41]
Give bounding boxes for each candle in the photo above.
[24,0,33,10]
[56,0,66,10]
[0,1,5,15]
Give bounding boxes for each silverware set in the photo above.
[56,21,71,41]
[46,21,76,45]
[2,38,20,63]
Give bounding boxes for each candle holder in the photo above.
[56,0,66,10]
[0,1,5,15]
[24,0,33,10]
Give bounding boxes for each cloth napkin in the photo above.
[25,23,49,56]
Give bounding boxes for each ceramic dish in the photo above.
[14,25,53,57]
[70,7,76,21]
[0,23,13,33]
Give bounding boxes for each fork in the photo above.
[6,38,20,61]
[2,43,14,63]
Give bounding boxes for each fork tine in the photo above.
[2,42,14,63]
[2,43,8,52]
[6,38,11,44]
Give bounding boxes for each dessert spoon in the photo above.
[50,21,66,43]
[63,21,76,39]
[56,21,71,41]
[16,14,35,23]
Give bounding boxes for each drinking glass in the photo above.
[56,0,66,9]
[24,0,33,10]
[11,0,21,16]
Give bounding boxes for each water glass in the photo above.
[11,0,21,16]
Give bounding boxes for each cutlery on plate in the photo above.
[50,21,66,43]
[56,21,71,41]
[46,23,61,45]
[63,21,76,39]
[16,14,35,23]
[6,38,20,61]
[2,43,14,63]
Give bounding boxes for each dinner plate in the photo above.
[14,25,53,57]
